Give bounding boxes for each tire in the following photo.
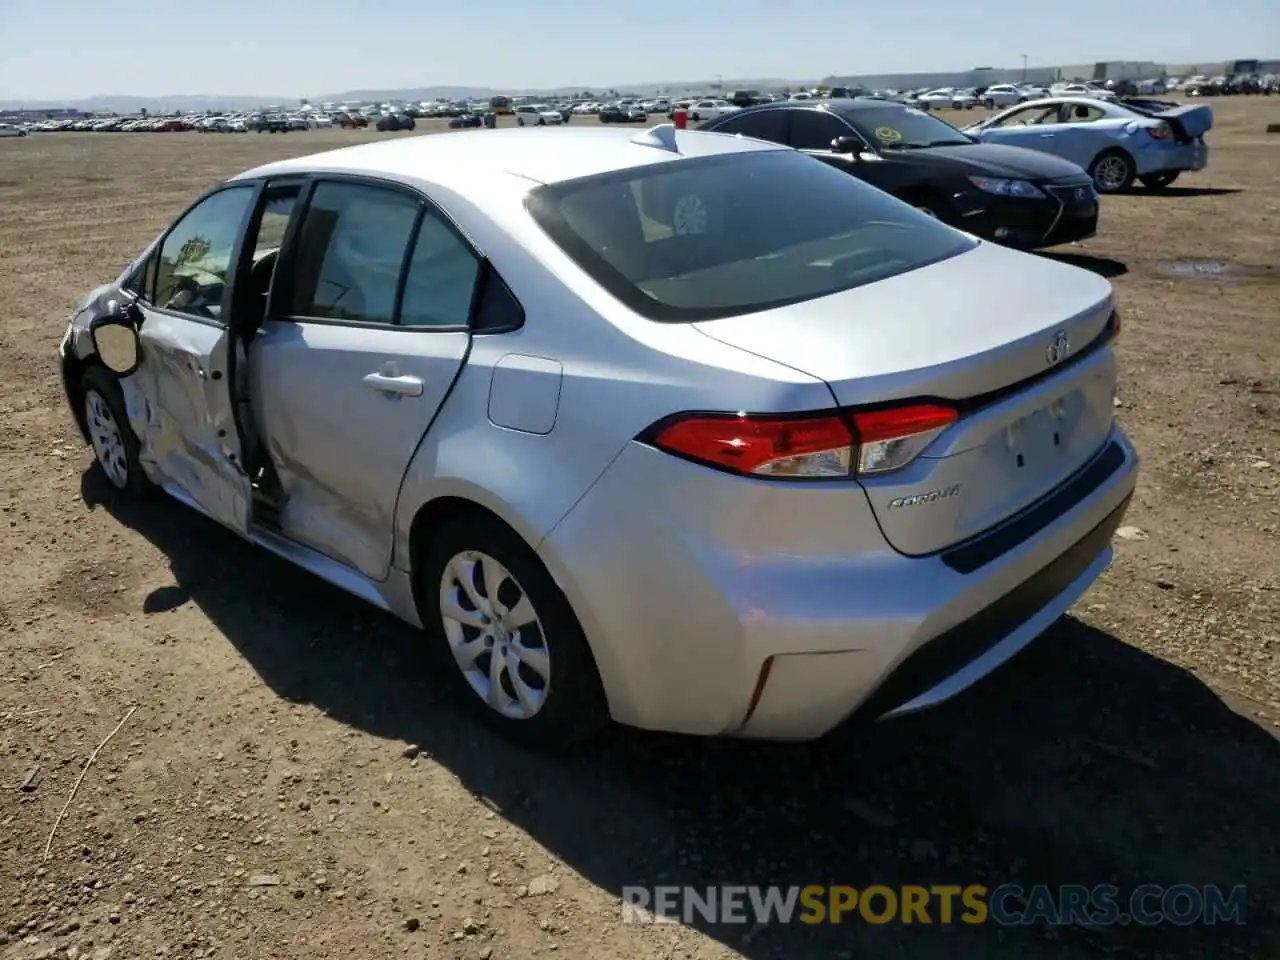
[1089,150,1136,193]
[1139,171,1180,189]
[518,118,524,126]
[984,99,994,109]
[418,513,608,749]
[80,366,150,499]
[537,117,545,126]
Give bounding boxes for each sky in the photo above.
[1,0,1277,101]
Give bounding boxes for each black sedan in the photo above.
[599,104,648,123]
[699,99,1099,249]
[448,113,483,129]
[375,113,416,133]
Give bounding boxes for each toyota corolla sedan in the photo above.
[59,124,1137,748]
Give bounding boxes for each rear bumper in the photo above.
[539,424,1139,740]
[1134,140,1209,175]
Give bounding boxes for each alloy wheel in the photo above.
[1094,156,1129,192]
[439,551,551,720]
[84,388,129,489]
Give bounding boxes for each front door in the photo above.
[973,103,1065,156]
[129,184,260,533]
[248,179,478,580]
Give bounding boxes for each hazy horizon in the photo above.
[3,0,1275,103]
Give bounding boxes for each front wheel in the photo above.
[1139,171,1180,189]
[418,514,607,749]
[1090,150,1136,193]
[80,366,150,498]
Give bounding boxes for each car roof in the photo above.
[233,125,786,190]
[723,98,911,119]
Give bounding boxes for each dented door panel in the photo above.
[130,306,253,533]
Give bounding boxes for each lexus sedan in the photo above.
[59,124,1137,748]
[699,99,1101,249]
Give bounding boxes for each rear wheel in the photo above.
[1090,150,1136,193]
[418,514,607,749]
[1139,171,1180,189]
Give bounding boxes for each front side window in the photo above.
[988,104,1060,129]
[287,182,420,324]
[527,150,975,322]
[153,186,256,320]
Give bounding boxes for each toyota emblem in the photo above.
[1075,187,1087,201]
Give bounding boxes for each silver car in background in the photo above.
[58,125,1137,748]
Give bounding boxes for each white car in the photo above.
[982,84,1030,109]
[1054,83,1116,101]
[686,99,738,121]
[915,88,977,110]
[0,122,28,138]
[515,104,563,126]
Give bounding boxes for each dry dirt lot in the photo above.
[1,106,1278,960]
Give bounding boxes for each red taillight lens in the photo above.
[645,402,958,479]
[1146,123,1173,140]
[650,413,854,478]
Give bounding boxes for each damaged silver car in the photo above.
[59,128,1137,749]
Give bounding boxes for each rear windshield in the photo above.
[525,150,976,322]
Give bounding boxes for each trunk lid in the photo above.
[694,241,1119,554]
[1154,103,1213,140]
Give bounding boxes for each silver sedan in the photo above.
[58,124,1138,748]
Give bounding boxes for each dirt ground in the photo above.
[1,105,1277,960]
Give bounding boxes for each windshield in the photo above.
[526,150,975,322]
[847,106,972,149]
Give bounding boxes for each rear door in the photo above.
[247,178,482,580]
[129,183,261,533]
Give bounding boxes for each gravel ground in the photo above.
[1,105,1278,960]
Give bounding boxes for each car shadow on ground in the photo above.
[1035,252,1129,279]
[1141,186,1243,198]
[83,471,1280,960]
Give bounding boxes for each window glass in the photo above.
[288,182,419,324]
[844,105,973,147]
[711,110,788,144]
[528,151,975,322]
[990,105,1060,129]
[153,186,256,320]
[399,213,481,327]
[788,110,852,150]
[1063,103,1106,124]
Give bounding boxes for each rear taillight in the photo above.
[645,402,957,480]
[848,404,958,474]
[1146,123,1173,140]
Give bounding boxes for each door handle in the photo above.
[363,371,424,396]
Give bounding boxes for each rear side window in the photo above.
[526,151,975,322]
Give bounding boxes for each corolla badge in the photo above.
[1045,329,1070,366]
[888,485,961,509]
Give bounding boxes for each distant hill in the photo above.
[0,78,820,113]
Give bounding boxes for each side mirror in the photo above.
[90,315,142,377]
[831,136,862,155]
